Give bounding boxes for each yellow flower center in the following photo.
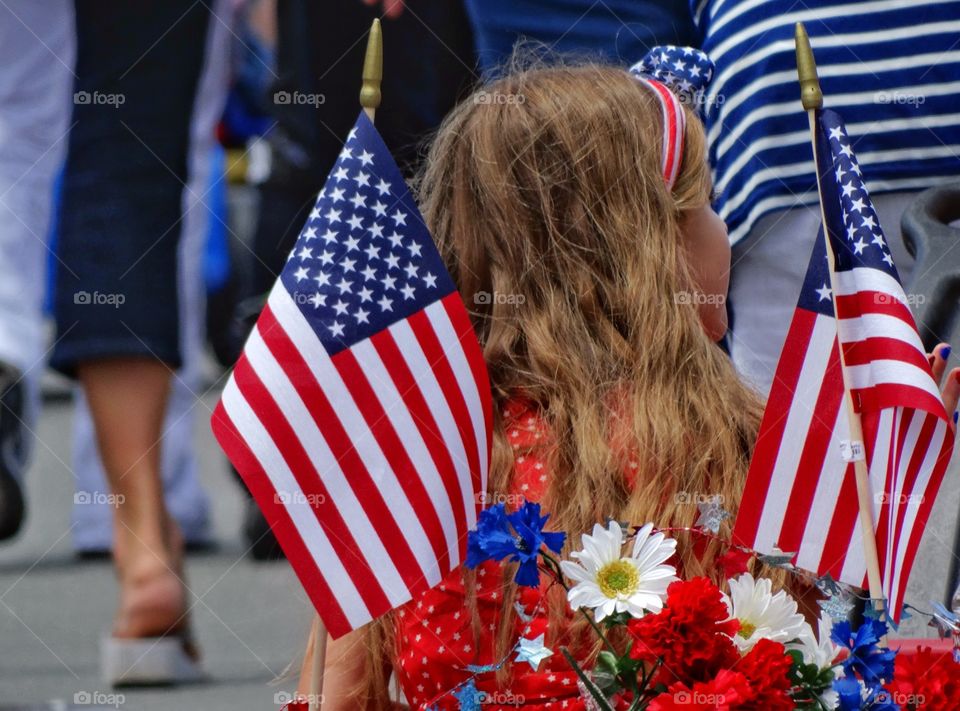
[738,621,757,639]
[596,560,639,598]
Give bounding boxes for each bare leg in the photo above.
[78,357,187,640]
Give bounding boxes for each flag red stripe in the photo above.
[890,414,936,584]
[257,307,430,594]
[232,354,394,614]
[842,336,932,373]
[892,437,952,619]
[369,328,467,551]
[835,291,916,326]
[817,461,858,581]
[407,308,481,508]
[333,338,453,573]
[211,401,353,637]
[733,309,816,547]
[776,338,845,556]
[852,383,946,418]
[441,295,492,497]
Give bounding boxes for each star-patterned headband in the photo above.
[629,46,715,191]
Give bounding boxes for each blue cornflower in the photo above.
[465,500,566,587]
[831,618,897,687]
[833,676,864,711]
[507,502,566,586]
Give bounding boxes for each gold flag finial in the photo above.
[795,22,822,110]
[360,19,383,119]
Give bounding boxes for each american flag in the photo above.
[211,111,492,638]
[733,109,953,621]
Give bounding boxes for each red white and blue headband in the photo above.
[629,46,714,191]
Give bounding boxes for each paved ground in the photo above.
[0,387,313,711]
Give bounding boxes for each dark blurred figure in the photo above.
[234,0,476,558]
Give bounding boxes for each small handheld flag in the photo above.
[734,28,953,622]
[212,110,492,639]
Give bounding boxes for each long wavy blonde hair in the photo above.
[355,58,765,706]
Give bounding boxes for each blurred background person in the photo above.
[694,1,960,395]
[0,1,75,541]
[51,0,233,684]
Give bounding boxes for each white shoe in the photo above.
[101,634,204,686]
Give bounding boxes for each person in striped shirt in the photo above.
[694,0,960,395]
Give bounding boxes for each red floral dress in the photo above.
[393,399,586,710]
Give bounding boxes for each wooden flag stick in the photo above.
[360,18,383,122]
[795,22,886,610]
[308,615,328,710]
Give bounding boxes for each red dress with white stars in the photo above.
[393,399,586,710]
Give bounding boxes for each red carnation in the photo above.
[627,577,739,685]
[886,646,960,710]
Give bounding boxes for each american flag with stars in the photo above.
[733,108,953,621]
[212,111,491,638]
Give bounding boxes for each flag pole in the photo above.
[360,18,383,122]
[306,19,383,710]
[795,22,886,611]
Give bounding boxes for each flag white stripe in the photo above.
[245,327,411,606]
[846,360,942,401]
[888,417,947,611]
[837,314,927,354]
[221,378,372,627]
[269,287,442,584]
[351,333,461,572]
[792,410,852,573]
[425,300,489,507]
[834,267,909,300]
[754,316,837,550]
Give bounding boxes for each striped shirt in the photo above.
[693,0,960,245]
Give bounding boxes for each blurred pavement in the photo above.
[0,388,312,710]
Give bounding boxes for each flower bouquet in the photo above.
[458,500,960,711]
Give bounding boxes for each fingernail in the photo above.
[942,345,952,360]
[955,370,960,384]
[953,411,958,425]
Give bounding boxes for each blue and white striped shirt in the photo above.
[694,0,960,245]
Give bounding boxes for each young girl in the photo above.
[300,50,957,709]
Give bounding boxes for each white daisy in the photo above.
[722,573,806,652]
[560,521,677,622]
[789,614,841,710]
